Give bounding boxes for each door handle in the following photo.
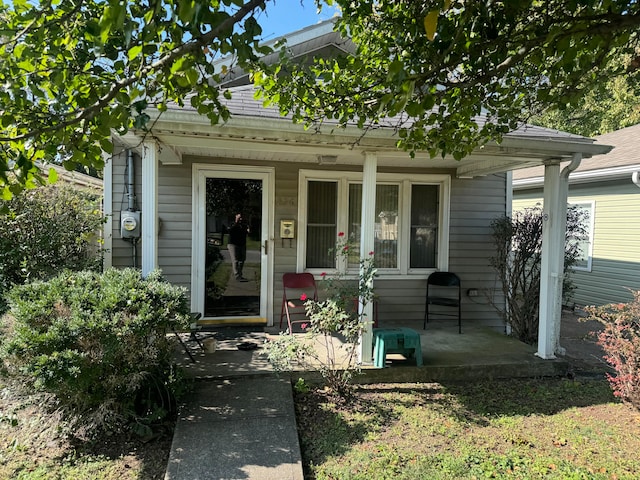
[263,239,268,253]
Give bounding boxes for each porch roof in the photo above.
[513,123,640,188]
[124,85,612,177]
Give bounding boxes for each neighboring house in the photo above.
[513,124,640,307]
[103,21,612,360]
[48,163,103,192]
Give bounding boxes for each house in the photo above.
[102,21,612,361]
[512,123,640,307]
[54,165,103,194]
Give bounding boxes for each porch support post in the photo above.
[141,140,159,277]
[554,153,582,354]
[359,151,377,365]
[537,161,560,359]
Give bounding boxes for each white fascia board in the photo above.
[513,164,640,189]
[146,111,406,154]
[495,136,613,157]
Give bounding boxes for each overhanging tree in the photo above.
[255,0,640,158]
[2,0,640,195]
[532,70,640,137]
[0,0,274,196]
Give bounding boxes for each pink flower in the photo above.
[338,232,345,237]
[320,272,327,277]
[343,245,349,251]
[369,251,374,256]
[300,293,308,301]
[301,323,308,330]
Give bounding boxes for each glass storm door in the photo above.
[193,166,272,325]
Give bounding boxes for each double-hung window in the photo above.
[569,200,595,272]
[298,170,450,275]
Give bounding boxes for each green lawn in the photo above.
[295,377,639,480]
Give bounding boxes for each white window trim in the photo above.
[569,199,595,272]
[296,170,451,277]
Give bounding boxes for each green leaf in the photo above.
[48,167,58,184]
[100,138,114,154]
[127,45,143,61]
[2,186,13,200]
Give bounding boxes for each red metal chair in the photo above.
[280,273,318,333]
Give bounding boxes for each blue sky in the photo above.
[254,1,339,41]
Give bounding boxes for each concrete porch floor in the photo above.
[173,312,608,383]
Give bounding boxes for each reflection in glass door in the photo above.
[204,178,262,318]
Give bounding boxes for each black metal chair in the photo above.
[424,272,461,333]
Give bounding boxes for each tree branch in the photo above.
[1,0,270,143]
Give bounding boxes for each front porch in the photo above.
[173,319,583,383]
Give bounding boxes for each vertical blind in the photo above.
[306,181,337,268]
[306,179,440,270]
[410,184,438,268]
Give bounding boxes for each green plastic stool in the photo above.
[373,328,423,368]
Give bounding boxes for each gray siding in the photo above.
[449,174,506,328]
[158,160,193,290]
[513,179,640,306]
[110,154,508,327]
[109,148,192,291]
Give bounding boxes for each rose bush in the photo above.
[265,234,377,398]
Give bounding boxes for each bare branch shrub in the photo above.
[489,204,588,344]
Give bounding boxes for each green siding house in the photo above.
[512,124,640,307]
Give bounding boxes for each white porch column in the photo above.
[553,153,582,355]
[102,146,113,270]
[537,161,561,359]
[359,151,377,364]
[141,140,159,277]
[537,154,582,359]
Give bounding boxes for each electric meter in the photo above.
[121,210,141,239]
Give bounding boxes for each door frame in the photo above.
[191,163,275,325]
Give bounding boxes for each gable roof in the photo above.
[213,19,354,88]
[512,123,640,187]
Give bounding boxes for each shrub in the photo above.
[489,204,588,344]
[585,291,640,409]
[0,268,190,438]
[0,185,105,312]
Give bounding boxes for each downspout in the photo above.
[553,153,582,356]
[633,171,640,189]
[126,150,140,268]
[127,150,136,211]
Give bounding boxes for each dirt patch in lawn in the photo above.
[0,380,174,480]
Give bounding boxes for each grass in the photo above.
[3,367,639,479]
[0,378,173,480]
[295,377,640,480]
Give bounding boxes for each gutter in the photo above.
[514,164,640,189]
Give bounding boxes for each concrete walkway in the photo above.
[165,374,303,480]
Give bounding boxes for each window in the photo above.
[569,200,595,272]
[298,170,450,275]
[306,180,337,268]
